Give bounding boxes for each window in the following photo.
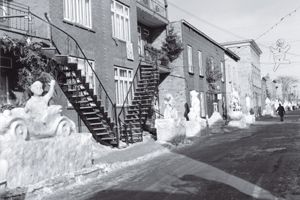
[111,0,131,41]
[0,0,7,18]
[68,57,96,93]
[63,0,92,28]
[114,67,133,106]
[221,62,225,82]
[200,92,205,117]
[187,45,193,73]
[198,50,203,76]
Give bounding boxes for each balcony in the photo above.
[0,1,34,35]
[136,0,168,28]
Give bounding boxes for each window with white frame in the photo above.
[0,0,8,18]
[67,57,95,107]
[221,62,225,82]
[114,67,133,106]
[77,58,96,93]
[63,0,92,28]
[187,45,193,73]
[200,92,206,117]
[111,0,131,41]
[198,50,203,76]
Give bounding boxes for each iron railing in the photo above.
[0,1,34,35]
[137,0,167,18]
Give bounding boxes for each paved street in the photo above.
[45,110,300,200]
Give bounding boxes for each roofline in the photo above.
[176,20,240,62]
[221,39,263,55]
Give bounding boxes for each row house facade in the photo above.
[223,40,262,116]
[0,0,169,146]
[159,20,239,119]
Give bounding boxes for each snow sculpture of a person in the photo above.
[263,97,274,116]
[25,80,62,123]
[231,88,241,112]
[0,79,76,140]
[163,93,178,119]
[188,90,201,121]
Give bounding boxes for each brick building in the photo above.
[222,40,262,116]
[159,20,239,119]
[0,0,169,145]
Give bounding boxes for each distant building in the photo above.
[159,20,239,119]
[222,40,262,116]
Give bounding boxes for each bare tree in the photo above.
[276,76,298,101]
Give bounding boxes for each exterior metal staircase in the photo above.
[54,55,118,146]
[118,61,159,143]
[30,12,119,146]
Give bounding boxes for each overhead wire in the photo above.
[255,5,300,40]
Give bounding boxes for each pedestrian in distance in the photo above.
[276,103,285,122]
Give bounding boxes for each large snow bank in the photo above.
[0,133,112,188]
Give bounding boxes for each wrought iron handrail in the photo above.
[29,11,119,143]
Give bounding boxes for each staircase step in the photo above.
[79,106,94,110]
[100,137,116,141]
[82,111,99,115]
[92,127,107,131]
[90,122,103,126]
[86,117,101,121]
[95,132,110,136]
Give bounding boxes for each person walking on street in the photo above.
[276,103,285,122]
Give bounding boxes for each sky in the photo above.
[168,0,300,84]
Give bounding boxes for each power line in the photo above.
[255,5,300,40]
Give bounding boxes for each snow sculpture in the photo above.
[0,80,76,141]
[188,90,201,121]
[185,90,206,137]
[155,94,181,142]
[163,93,178,119]
[262,98,275,117]
[228,89,247,128]
[244,95,255,124]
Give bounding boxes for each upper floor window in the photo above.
[111,0,131,41]
[187,45,193,73]
[198,50,203,76]
[0,0,8,18]
[63,0,92,28]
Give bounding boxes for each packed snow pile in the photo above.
[0,133,112,188]
[207,112,224,134]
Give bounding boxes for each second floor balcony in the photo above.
[136,0,168,28]
[0,1,35,35]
